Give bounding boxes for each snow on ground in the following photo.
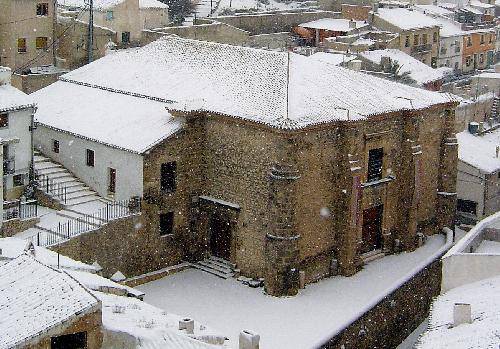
[138,234,446,349]
[94,291,228,348]
[475,240,500,254]
[417,275,500,349]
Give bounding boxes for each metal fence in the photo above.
[33,198,141,247]
[36,172,68,204]
[3,200,38,221]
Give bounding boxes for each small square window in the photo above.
[0,113,8,128]
[36,3,49,16]
[13,174,24,187]
[17,38,27,53]
[36,36,48,50]
[106,10,114,20]
[86,149,94,167]
[52,140,59,153]
[159,212,174,236]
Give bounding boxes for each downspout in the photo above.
[29,106,37,186]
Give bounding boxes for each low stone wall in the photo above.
[1,217,39,237]
[313,233,453,349]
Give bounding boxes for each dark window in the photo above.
[51,331,87,349]
[159,212,174,236]
[13,174,24,187]
[160,162,176,192]
[457,199,477,215]
[86,149,94,167]
[422,33,428,45]
[367,148,383,182]
[36,36,48,50]
[405,35,410,47]
[414,34,419,46]
[17,38,26,53]
[431,57,437,68]
[121,31,130,43]
[52,140,59,153]
[433,31,438,43]
[36,3,49,16]
[0,113,8,128]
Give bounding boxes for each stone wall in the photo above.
[317,257,442,349]
[1,216,39,237]
[207,10,340,35]
[51,214,182,278]
[24,308,103,349]
[11,71,64,94]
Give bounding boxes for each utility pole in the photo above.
[87,0,94,63]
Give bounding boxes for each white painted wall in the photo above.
[0,107,32,197]
[34,125,143,201]
[438,36,463,71]
[457,160,485,218]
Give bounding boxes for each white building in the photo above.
[0,67,34,202]
[32,79,183,201]
[58,0,169,45]
[456,125,500,223]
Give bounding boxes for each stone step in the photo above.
[209,255,236,269]
[35,162,63,171]
[65,196,103,207]
[65,190,99,201]
[192,263,232,279]
[56,210,104,226]
[361,250,385,264]
[204,257,235,271]
[37,167,69,176]
[197,260,233,275]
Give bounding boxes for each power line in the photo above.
[0,16,41,26]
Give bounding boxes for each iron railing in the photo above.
[3,199,38,221]
[36,172,68,203]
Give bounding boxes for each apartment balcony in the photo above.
[411,44,433,54]
[3,157,15,175]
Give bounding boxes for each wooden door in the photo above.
[361,205,383,254]
[108,168,116,194]
[209,214,231,260]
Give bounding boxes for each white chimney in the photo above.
[349,19,357,29]
[348,60,362,71]
[453,303,472,327]
[179,318,195,334]
[0,66,12,85]
[239,330,260,349]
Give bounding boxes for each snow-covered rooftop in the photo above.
[0,237,100,273]
[33,81,184,153]
[307,52,355,66]
[57,36,454,130]
[457,128,500,173]
[95,291,226,348]
[58,0,167,10]
[298,18,369,32]
[359,49,450,85]
[431,16,465,37]
[0,255,100,349]
[0,84,35,113]
[417,275,500,349]
[415,4,454,16]
[376,8,442,30]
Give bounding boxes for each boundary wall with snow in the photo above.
[441,212,500,292]
[312,230,453,349]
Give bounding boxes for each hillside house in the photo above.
[294,18,370,46]
[372,7,441,67]
[462,29,496,72]
[456,125,500,223]
[58,0,169,45]
[0,67,34,202]
[33,36,458,297]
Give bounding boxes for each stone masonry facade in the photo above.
[135,101,458,297]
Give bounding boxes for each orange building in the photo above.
[462,29,496,72]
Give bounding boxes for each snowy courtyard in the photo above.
[138,234,448,349]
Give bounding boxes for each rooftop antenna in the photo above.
[87,0,94,63]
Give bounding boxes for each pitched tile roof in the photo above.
[0,255,99,349]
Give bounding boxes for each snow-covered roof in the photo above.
[0,237,100,273]
[469,0,495,9]
[430,16,465,37]
[457,128,500,174]
[298,18,369,32]
[66,269,145,298]
[58,0,167,10]
[0,84,35,113]
[32,81,184,154]
[475,72,500,79]
[359,49,450,85]
[0,255,100,349]
[376,8,442,30]
[94,291,226,348]
[415,4,454,16]
[57,36,454,130]
[307,52,355,66]
[417,275,500,349]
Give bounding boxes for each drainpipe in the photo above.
[29,106,37,186]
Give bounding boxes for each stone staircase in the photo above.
[491,96,499,119]
[361,249,385,264]
[34,151,107,209]
[193,256,235,279]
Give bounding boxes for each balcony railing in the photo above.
[411,44,432,54]
[3,157,15,175]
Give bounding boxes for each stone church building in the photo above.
[33,36,458,296]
